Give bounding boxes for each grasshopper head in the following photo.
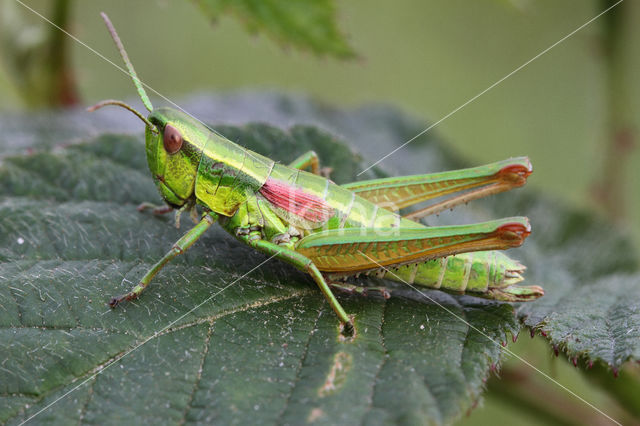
[88,13,206,208]
[144,108,208,208]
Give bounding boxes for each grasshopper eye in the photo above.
[163,124,183,154]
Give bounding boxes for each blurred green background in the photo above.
[1,0,639,424]
[2,0,639,246]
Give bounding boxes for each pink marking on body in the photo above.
[260,178,334,223]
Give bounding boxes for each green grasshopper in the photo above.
[91,13,543,335]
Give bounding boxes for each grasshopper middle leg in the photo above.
[329,281,392,299]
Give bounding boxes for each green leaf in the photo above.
[0,93,638,424]
[511,200,640,368]
[190,0,356,59]
[0,121,516,425]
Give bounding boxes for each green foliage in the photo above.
[0,95,639,424]
[493,195,640,368]
[190,0,356,59]
[0,0,78,108]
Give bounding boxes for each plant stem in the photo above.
[48,0,78,106]
[1,0,78,107]
[592,0,638,221]
[489,366,611,425]
[586,362,640,419]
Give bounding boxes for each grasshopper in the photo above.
[91,13,543,335]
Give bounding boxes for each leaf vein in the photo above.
[275,303,323,422]
[179,321,214,426]
[4,291,312,423]
[360,298,388,424]
[76,374,97,425]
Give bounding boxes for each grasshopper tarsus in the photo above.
[319,167,333,179]
[329,281,367,297]
[109,292,137,308]
[137,202,173,215]
[340,321,356,339]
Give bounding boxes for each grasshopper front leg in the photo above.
[110,211,218,307]
[138,198,199,229]
[137,202,173,215]
[237,234,354,335]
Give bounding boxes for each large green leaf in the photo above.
[190,0,356,59]
[0,124,517,425]
[0,93,638,424]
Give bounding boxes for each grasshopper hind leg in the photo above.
[235,232,355,336]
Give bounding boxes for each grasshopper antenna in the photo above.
[87,100,157,133]
[100,12,153,112]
